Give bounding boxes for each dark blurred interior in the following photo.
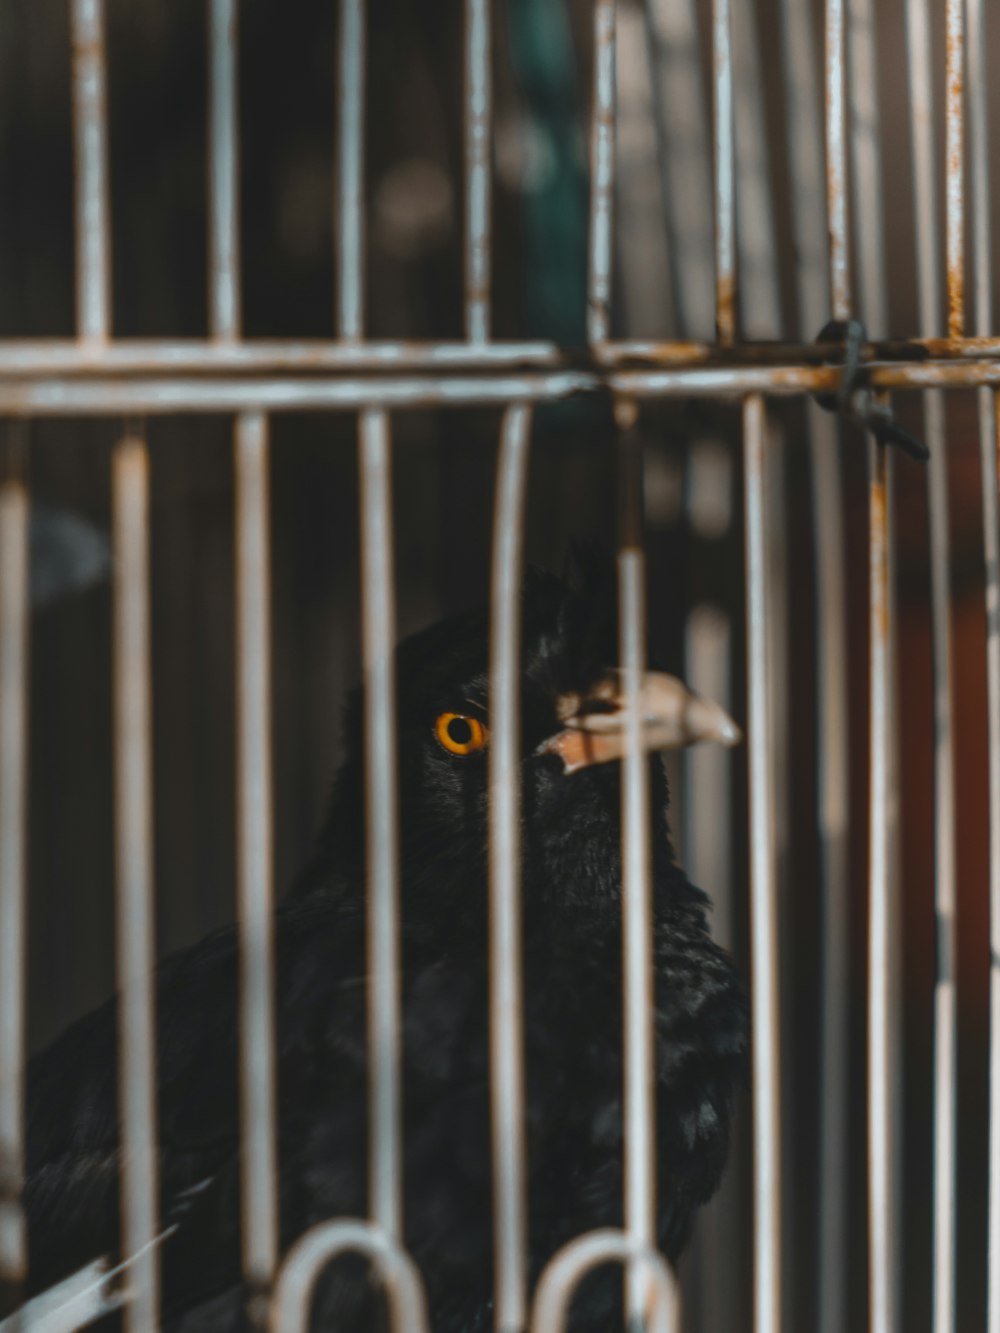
[2,0,999,1329]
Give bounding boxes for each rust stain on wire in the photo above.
[945,0,965,339]
[713,0,736,345]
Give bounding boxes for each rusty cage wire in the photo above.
[1,0,1000,1330]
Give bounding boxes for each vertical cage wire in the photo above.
[867,431,897,1333]
[234,413,280,1303]
[464,0,492,344]
[989,388,1000,1333]
[850,25,903,1326]
[743,392,781,1333]
[711,0,734,345]
[619,425,662,1328]
[337,0,366,341]
[945,0,965,341]
[71,0,111,342]
[824,0,850,324]
[359,408,403,1241]
[209,0,241,340]
[112,435,161,1331]
[0,469,29,1288]
[588,0,617,346]
[965,0,1000,1327]
[488,403,532,1333]
[904,2,959,1328]
[778,2,850,1330]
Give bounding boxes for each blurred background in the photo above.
[2,0,999,1328]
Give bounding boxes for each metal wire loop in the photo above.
[269,1220,430,1333]
[529,1229,680,1333]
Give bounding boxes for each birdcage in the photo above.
[0,0,997,1330]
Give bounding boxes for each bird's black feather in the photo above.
[23,560,747,1331]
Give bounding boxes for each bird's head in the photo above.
[319,549,739,923]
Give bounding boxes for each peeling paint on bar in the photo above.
[945,0,965,340]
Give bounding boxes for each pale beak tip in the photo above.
[718,715,742,747]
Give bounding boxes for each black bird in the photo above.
[22,556,747,1331]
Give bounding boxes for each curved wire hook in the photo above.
[530,1229,680,1333]
[270,1219,430,1333]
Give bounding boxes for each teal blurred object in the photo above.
[506,0,589,348]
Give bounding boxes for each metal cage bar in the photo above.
[111,435,161,1331]
[464,0,492,344]
[359,408,403,1240]
[0,473,29,1289]
[778,3,850,1330]
[945,0,965,341]
[965,2,1000,1328]
[209,0,242,340]
[904,3,959,1329]
[824,0,850,324]
[867,431,897,1333]
[234,412,280,1300]
[71,0,112,343]
[743,392,781,1333]
[337,0,367,341]
[488,403,532,1333]
[989,390,1000,1333]
[618,429,661,1327]
[588,0,617,346]
[711,0,735,346]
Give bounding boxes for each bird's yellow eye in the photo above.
[435,712,489,756]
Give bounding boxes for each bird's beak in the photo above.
[539,670,741,774]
